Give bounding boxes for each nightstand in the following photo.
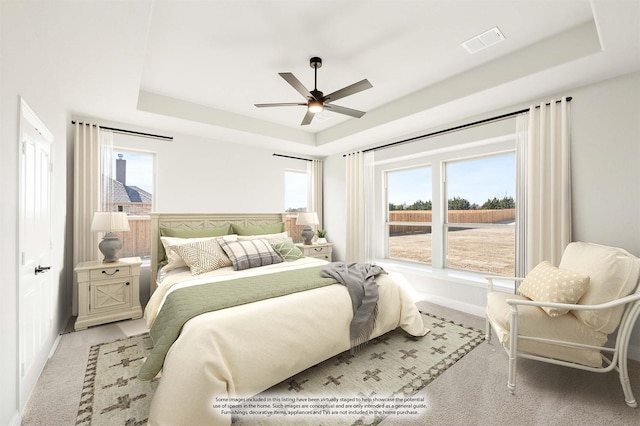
[296,242,333,262]
[74,257,143,330]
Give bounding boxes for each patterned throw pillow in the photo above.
[172,238,232,275]
[271,241,305,262]
[219,238,283,271]
[517,261,590,317]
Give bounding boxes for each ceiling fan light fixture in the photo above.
[308,99,324,113]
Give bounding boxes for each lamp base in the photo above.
[98,232,123,263]
[301,226,314,245]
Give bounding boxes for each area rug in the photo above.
[75,312,483,425]
[75,333,159,426]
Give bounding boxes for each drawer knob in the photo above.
[125,282,130,286]
[313,248,322,252]
[102,268,120,276]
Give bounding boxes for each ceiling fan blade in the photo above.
[322,79,372,103]
[301,110,315,125]
[254,102,306,108]
[279,73,316,100]
[324,104,366,118]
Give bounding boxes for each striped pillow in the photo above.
[219,238,283,271]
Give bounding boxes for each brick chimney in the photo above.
[116,153,126,185]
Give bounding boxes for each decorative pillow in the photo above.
[171,238,233,275]
[237,232,291,245]
[161,235,236,272]
[271,241,305,262]
[218,238,283,271]
[231,222,285,236]
[158,225,232,264]
[517,261,590,317]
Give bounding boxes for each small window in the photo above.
[107,150,155,261]
[285,170,308,212]
[386,166,432,264]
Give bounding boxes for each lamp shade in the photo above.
[296,212,319,226]
[91,212,130,233]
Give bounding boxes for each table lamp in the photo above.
[296,212,319,245]
[91,212,130,262]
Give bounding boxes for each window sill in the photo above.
[375,258,517,292]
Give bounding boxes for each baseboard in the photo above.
[9,411,21,426]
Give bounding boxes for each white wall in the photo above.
[1,3,70,424]
[323,71,640,359]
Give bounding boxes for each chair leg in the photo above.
[619,355,638,408]
[485,317,492,343]
[507,305,518,394]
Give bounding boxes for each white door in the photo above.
[18,99,54,409]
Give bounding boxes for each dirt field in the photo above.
[388,227,515,276]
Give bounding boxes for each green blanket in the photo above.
[138,265,337,380]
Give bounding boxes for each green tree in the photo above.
[407,199,432,211]
[448,196,471,210]
[481,195,515,209]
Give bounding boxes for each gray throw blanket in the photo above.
[321,262,385,351]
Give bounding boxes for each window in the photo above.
[381,144,516,276]
[386,166,432,264]
[445,153,516,275]
[285,170,308,212]
[107,150,155,261]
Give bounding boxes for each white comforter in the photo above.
[145,258,427,426]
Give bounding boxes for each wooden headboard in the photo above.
[150,212,286,293]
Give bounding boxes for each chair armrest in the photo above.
[485,275,524,293]
[505,293,640,311]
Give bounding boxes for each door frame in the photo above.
[17,97,55,409]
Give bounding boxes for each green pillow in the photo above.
[231,222,285,236]
[160,224,231,238]
[271,241,305,262]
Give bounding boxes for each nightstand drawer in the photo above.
[89,264,131,281]
[297,243,333,262]
[308,246,330,256]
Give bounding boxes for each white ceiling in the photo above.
[18,0,640,156]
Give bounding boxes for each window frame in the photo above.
[375,133,516,276]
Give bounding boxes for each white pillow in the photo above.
[161,235,237,272]
[236,232,291,245]
[517,261,590,317]
[172,238,233,275]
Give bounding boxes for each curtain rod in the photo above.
[273,153,313,162]
[343,97,572,156]
[71,121,173,141]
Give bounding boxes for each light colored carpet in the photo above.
[21,302,640,425]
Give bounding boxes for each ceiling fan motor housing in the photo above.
[310,57,322,69]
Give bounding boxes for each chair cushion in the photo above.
[559,242,640,334]
[486,292,607,367]
[518,261,590,317]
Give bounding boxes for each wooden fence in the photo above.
[114,216,152,259]
[389,209,515,235]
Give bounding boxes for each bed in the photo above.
[143,212,428,426]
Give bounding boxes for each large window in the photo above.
[108,149,155,261]
[383,150,516,276]
[445,154,515,275]
[386,166,432,264]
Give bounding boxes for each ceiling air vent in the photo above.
[461,27,505,54]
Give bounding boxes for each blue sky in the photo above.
[388,153,515,206]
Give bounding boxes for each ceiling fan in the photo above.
[254,57,373,126]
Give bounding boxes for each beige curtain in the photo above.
[72,123,113,313]
[516,98,571,275]
[308,159,323,229]
[345,151,375,263]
